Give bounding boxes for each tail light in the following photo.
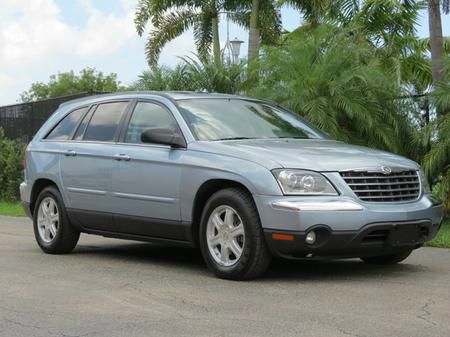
[22,142,31,169]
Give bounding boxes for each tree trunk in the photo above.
[428,0,445,87]
[212,13,221,65]
[248,0,260,61]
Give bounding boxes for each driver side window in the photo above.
[124,102,179,144]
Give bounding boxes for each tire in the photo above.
[199,187,271,280]
[33,186,80,254]
[360,249,413,265]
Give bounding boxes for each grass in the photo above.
[427,218,450,249]
[0,200,26,217]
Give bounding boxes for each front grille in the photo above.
[340,170,420,202]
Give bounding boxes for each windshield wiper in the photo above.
[215,137,256,141]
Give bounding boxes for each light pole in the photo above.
[230,37,244,64]
[221,12,244,64]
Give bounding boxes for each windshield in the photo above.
[177,99,326,141]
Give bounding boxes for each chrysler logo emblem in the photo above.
[381,166,392,175]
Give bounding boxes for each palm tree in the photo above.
[135,0,281,66]
[424,57,450,211]
[182,55,246,93]
[248,0,260,60]
[131,64,195,91]
[247,25,417,157]
[315,1,429,89]
[279,0,332,28]
[428,0,449,88]
[424,104,450,211]
[226,0,281,60]
[131,55,246,93]
[135,0,223,66]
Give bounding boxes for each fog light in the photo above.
[305,231,316,245]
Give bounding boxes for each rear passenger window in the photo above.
[46,107,88,140]
[83,102,128,142]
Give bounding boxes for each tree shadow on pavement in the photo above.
[74,241,205,268]
[72,239,426,282]
[262,256,426,283]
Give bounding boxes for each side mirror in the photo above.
[140,128,186,148]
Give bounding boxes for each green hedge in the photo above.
[0,129,25,201]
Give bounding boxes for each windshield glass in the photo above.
[178,99,326,141]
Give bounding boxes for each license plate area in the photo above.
[389,223,422,245]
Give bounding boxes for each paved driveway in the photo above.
[0,215,449,337]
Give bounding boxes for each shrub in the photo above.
[246,25,418,158]
[0,128,25,201]
[131,56,246,94]
[131,64,196,91]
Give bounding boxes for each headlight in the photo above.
[419,169,431,193]
[273,169,338,195]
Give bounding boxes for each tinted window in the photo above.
[84,102,128,142]
[124,102,178,144]
[73,108,94,140]
[178,99,325,141]
[46,107,88,140]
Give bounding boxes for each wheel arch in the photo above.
[30,178,60,216]
[190,179,254,248]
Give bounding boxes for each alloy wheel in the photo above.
[206,205,245,267]
[37,197,60,243]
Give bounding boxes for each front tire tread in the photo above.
[199,187,271,280]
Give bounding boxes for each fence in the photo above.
[0,92,105,142]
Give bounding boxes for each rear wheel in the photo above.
[199,188,271,280]
[360,250,413,265]
[33,186,80,254]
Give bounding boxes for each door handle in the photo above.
[114,154,131,161]
[64,149,77,157]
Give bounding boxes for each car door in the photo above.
[60,100,130,231]
[111,100,186,240]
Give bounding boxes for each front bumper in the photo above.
[254,194,443,258]
[264,220,441,258]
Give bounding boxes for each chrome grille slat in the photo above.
[340,170,420,202]
[343,174,418,180]
[355,193,419,199]
[347,181,419,186]
[351,187,420,193]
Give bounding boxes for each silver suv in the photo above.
[20,92,443,280]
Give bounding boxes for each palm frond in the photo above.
[193,10,214,60]
[248,25,417,155]
[145,9,201,66]
[227,0,282,46]
[181,55,246,93]
[135,0,153,36]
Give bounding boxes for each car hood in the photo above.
[189,139,419,171]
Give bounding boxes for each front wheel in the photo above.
[360,250,413,265]
[199,188,271,280]
[33,186,80,254]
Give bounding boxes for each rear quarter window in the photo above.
[46,107,89,140]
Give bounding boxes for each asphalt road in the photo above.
[1,215,449,337]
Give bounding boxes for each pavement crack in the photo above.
[59,332,96,337]
[337,326,366,337]
[2,318,43,330]
[417,298,437,326]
